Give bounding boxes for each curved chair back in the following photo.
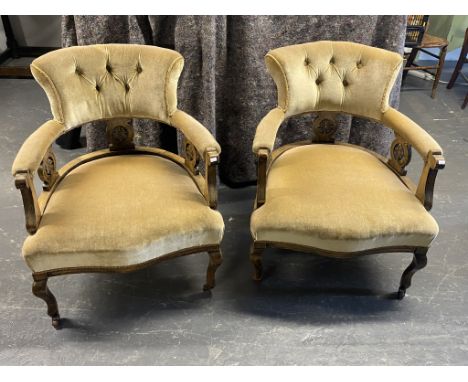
[265,41,403,121]
[31,44,184,129]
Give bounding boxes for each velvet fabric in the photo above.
[62,15,407,185]
[27,44,221,159]
[251,144,439,253]
[265,41,403,120]
[11,120,65,175]
[23,155,224,273]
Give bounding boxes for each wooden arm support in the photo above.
[256,148,269,208]
[14,146,59,234]
[416,153,445,211]
[15,172,41,234]
[205,150,219,209]
[184,138,219,209]
[387,134,445,211]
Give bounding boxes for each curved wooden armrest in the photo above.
[256,148,270,207]
[15,172,41,234]
[416,152,445,211]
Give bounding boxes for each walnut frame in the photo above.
[252,115,444,298]
[14,125,222,329]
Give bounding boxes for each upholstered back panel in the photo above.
[31,44,184,129]
[265,41,403,120]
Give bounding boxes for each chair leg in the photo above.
[203,247,223,291]
[32,274,61,329]
[397,247,428,300]
[250,242,265,281]
[402,48,419,81]
[462,93,468,110]
[432,45,447,99]
[447,31,468,89]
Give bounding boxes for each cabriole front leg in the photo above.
[397,247,428,300]
[32,274,61,329]
[203,247,223,291]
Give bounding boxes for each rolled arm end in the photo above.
[252,108,285,154]
[169,110,221,157]
[11,120,64,176]
[382,108,443,159]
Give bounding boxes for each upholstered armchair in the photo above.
[250,41,445,298]
[12,44,224,328]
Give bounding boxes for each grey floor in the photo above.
[0,65,467,365]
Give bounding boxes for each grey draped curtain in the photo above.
[62,15,406,185]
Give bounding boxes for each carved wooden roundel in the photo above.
[389,135,412,176]
[318,118,338,136]
[38,148,58,191]
[312,112,338,143]
[106,119,134,151]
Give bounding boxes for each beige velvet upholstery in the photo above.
[13,44,224,278]
[12,120,65,175]
[265,41,403,120]
[251,145,439,253]
[252,107,285,154]
[15,44,224,327]
[23,155,224,273]
[251,41,444,261]
[31,44,183,129]
[382,107,443,158]
[29,44,220,158]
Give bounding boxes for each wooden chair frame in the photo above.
[15,119,222,329]
[250,112,445,299]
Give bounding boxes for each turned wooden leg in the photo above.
[250,242,265,281]
[447,29,468,89]
[203,247,223,291]
[432,45,447,99]
[397,248,428,300]
[32,274,61,329]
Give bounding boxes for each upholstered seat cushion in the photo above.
[251,144,439,253]
[23,155,224,272]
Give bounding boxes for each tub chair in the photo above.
[12,44,224,328]
[250,41,445,299]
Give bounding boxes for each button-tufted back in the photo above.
[265,41,403,121]
[31,44,184,129]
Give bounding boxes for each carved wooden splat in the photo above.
[38,147,59,191]
[312,112,338,143]
[184,137,200,175]
[106,118,134,151]
[388,135,412,176]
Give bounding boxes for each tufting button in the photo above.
[95,84,100,91]
[343,79,349,87]
[106,64,112,73]
[124,83,130,92]
[330,57,335,64]
[357,61,363,68]
[136,64,142,73]
[304,57,310,66]
[315,78,322,85]
[75,67,82,75]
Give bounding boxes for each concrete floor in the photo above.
[0,65,467,365]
